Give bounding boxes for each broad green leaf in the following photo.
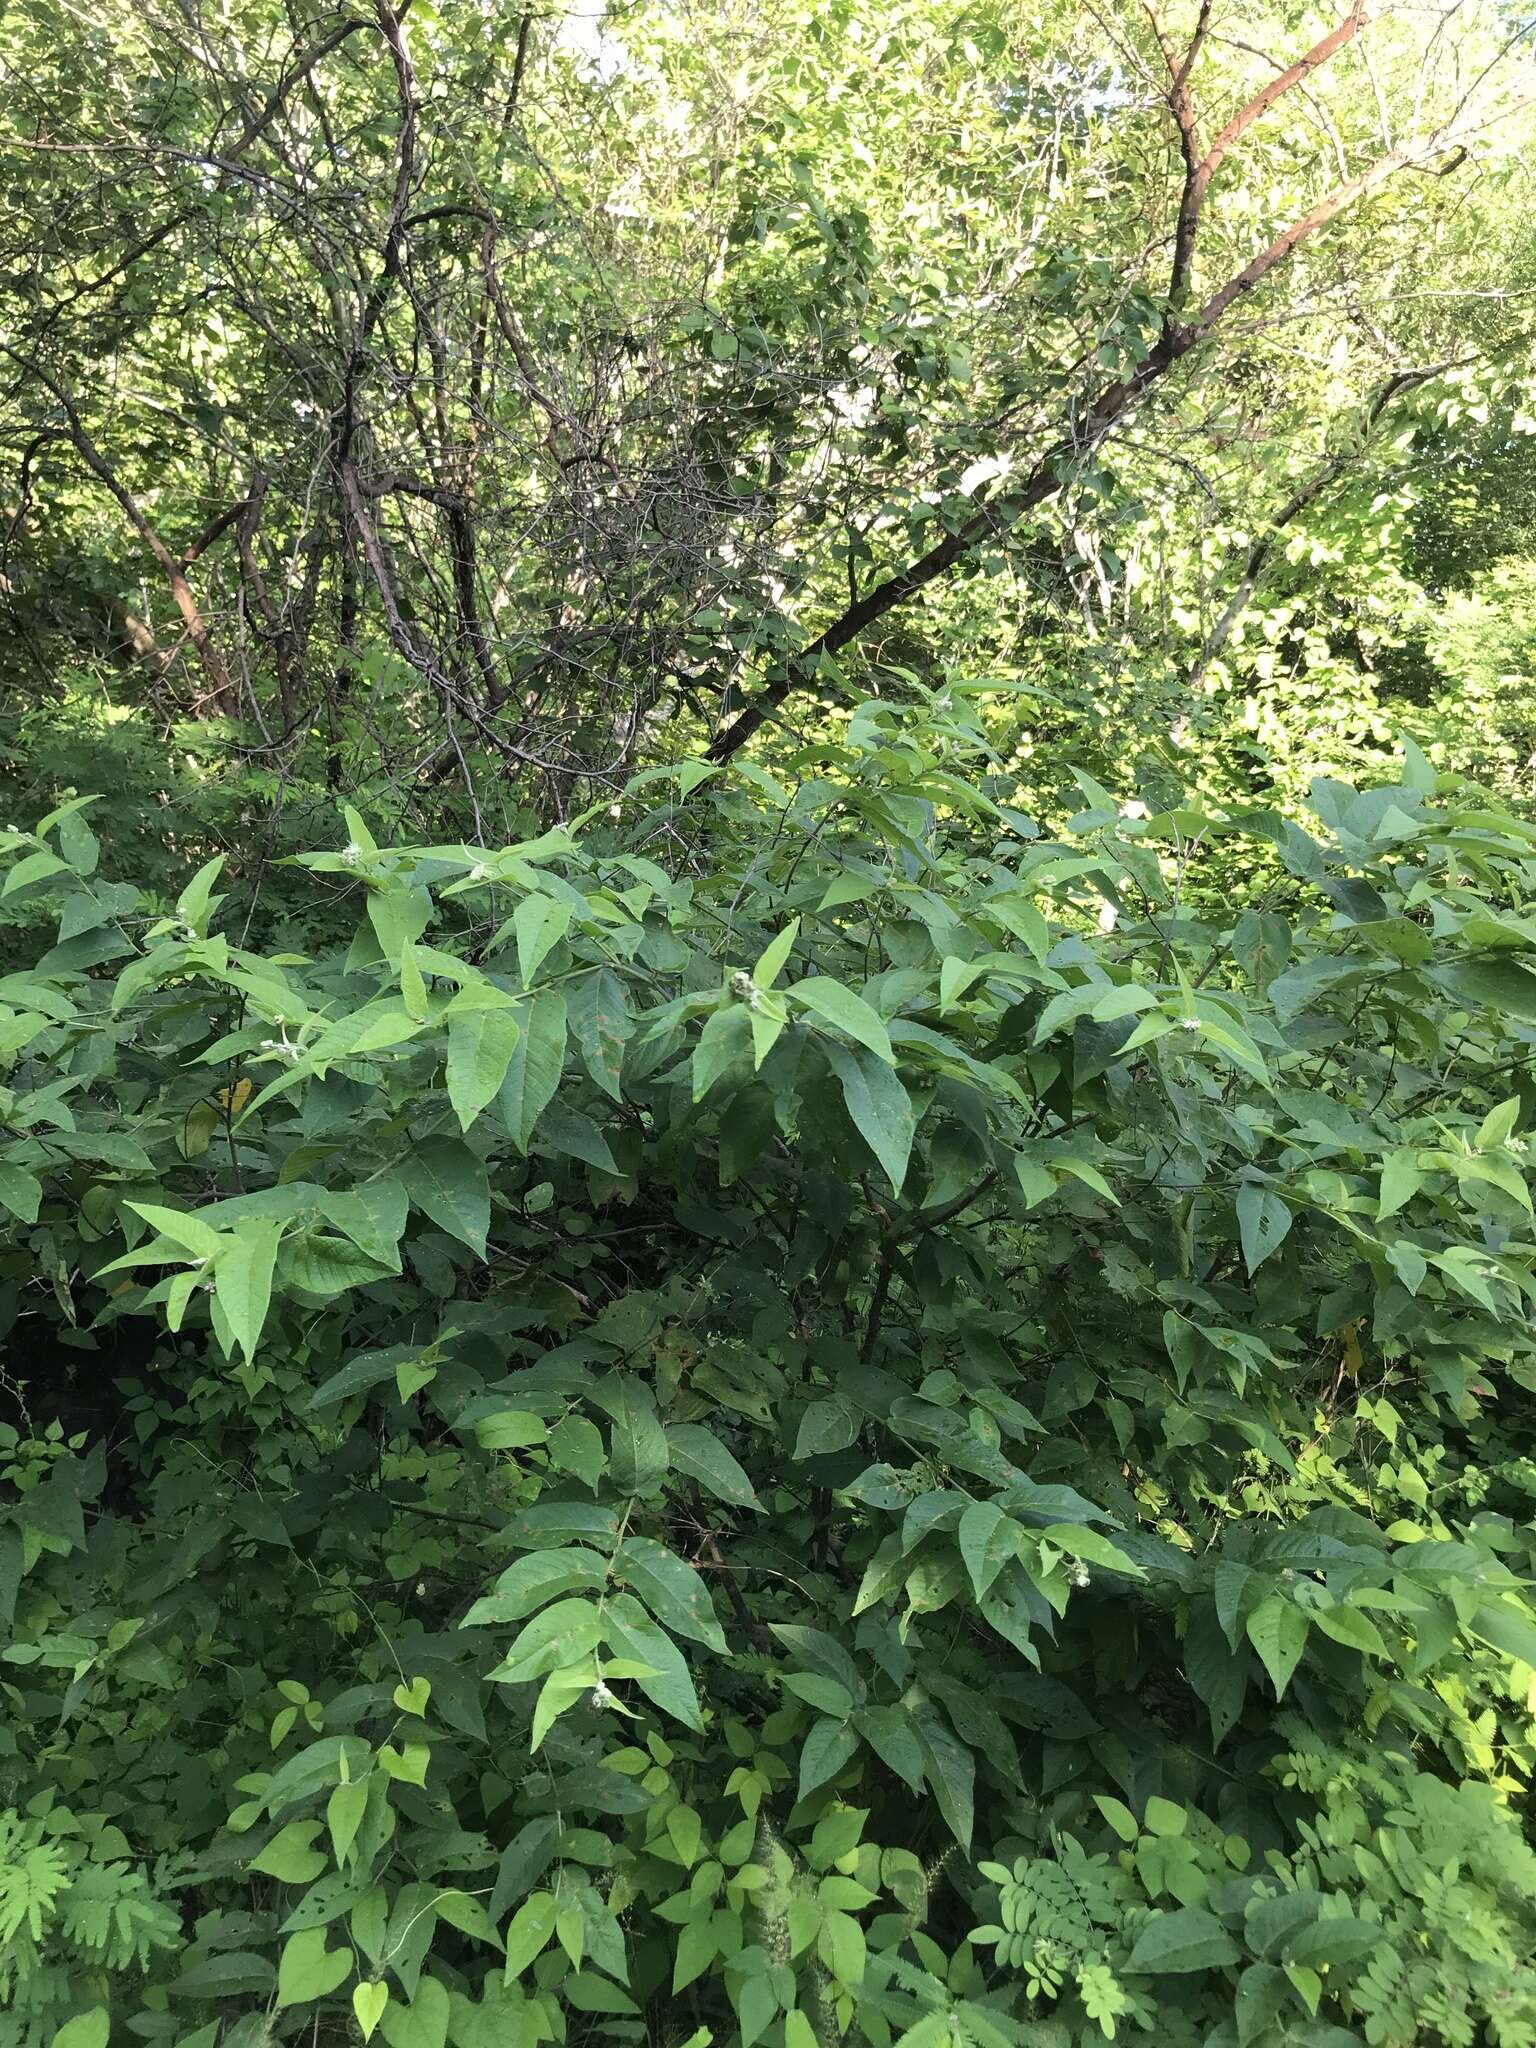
[602,1592,704,1730]
[215,1219,284,1365]
[2,849,69,898]
[916,1715,974,1850]
[250,1820,328,1884]
[1245,1597,1309,1698]
[52,2014,109,2048]
[514,894,572,987]
[667,1424,762,1510]
[592,1378,670,1495]
[0,1163,42,1224]
[1126,1907,1241,1975]
[276,1926,353,2007]
[400,1137,490,1255]
[126,1200,222,1258]
[1143,1796,1187,1837]
[1378,1149,1422,1220]
[1469,1599,1536,1669]
[693,1004,753,1101]
[547,1413,608,1490]
[568,969,632,1100]
[327,1779,369,1867]
[822,1040,914,1193]
[1309,1602,1387,1656]
[855,1704,924,1789]
[503,1891,558,1980]
[798,1716,860,1801]
[354,1984,390,2043]
[792,976,894,1063]
[1437,956,1536,1023]
[1094,1795,1139,1843]
[958,1500,1017,1599]
[177,855,226,936]
[752,916,799,989]
[1235,1183,1292,1273]
[475,1409,548,1452]
[497,991,567,1151]
[378,1975,449,2048]
[783,1672,853,1719]
[446,1005,522,1131]
[615,1537,726,1650]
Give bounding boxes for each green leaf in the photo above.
[251,1820,328,1884]
[276,1926,353,2007]
[568,969,631,1101]
[1438,956,1536,1023]
[794,1399,858,1459]
[514,894,572,987]
[503,1891,558,1980]
[615,1537,725,1650]
[52,2011,109,2048]
[693,1005,753,1101]
[798,1716,860,1801]
[783,1672,853,1718]
[916,1715,974,1850]
[354,1983,390,2043]
[1308,1602,1387,1657]
[752,917,800,990]
[400,1137,490,1255]
[667,1423,762,1509]
[1235,1183,1292,1273]
[475,1409,548,1451]
[177,855,226,935]
[1093,1795,1139,1843]
[1378,1149,1422,1220]
[958,1500,1017,1599]
[215,1219,283,1366]
[547,1414,608,1490]
[497,991,568,1152]
[791,976,894,1062]
[446,1004,522,1131]
[536,1100,618,1176]
[0,1162,42,1224]
[1245,1597,1309,1698]
[855,1704,924,1790]
[126,1200,222,1258]
[1469,1599,1536,1669]
[593,1378,670,1495]
[1126,1906,1241,1975]
[602,1592,705,1730]
[463,1550,611,1626]
[3,849,69,898]
[822,1040,914,1193]
[1143,1796,1186,1837]
[378,1975,449,2048]
[327,1779,369,1867]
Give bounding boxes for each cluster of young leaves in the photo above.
[4,700,1536,2047]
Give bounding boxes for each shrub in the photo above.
[3,697,1536,2047]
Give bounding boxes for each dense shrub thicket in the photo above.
[5,702,1536,2048]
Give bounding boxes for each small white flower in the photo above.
[341,842,363,863]
[591,1679,615,1709]
[1181,1017,1200,1032]
[1068,1561,1091,1590]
